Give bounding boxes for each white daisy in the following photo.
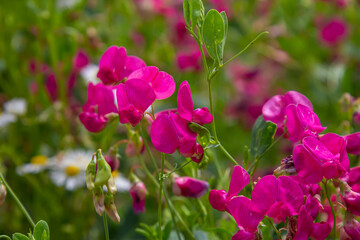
[3,98,27,116]
[16,155,51,175]
[48,149,93,191]
[0,113,16,128]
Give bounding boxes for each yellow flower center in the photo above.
[65,166,80,176]
[112,170,118,178]
[30,155,47,165]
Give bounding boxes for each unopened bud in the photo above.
[94,149,112,186]
[274,156,296,177]
[172,176,209,198]
[126,131,144,157]
[104,192,120,223]
[92,187,105,216]
[0,182,6,205]
[86,155,96,191]
[106,174,117,195]
[129,182,147,214]
[105,154,120,172]
[191,143,204,163]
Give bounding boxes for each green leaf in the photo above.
[188,122,211,147]
[250,116,277,159]
[12,233,29,240]
[33,220,50,240]
[219,11,228,59]
[0,235,12,240]
[163,221,172,240]
[183,0,204,29]
[243,145,249,169]
[202,9,225,64]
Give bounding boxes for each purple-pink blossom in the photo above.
[79,83,117,132]
[116,79,156,127]
[320,18,348,46]
[172,176,209,198]
[97,46,146,85]
[293,133,349,184]
[209,165,250,212]
[129,182,148,214]
[344,132,360,155]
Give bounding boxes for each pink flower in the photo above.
[150,110,200,162]
[79,83,117,132]
[344,132,360,155]
[172,176,209,198]
[45,73,58,102]
[251,175,304,224]
[129,182,148,214]
[293,133,349,184]
[116,79,156,127]
[285,104,326,142]
[209,165,250,212]
[176,50,201,72]
[341,166,360,193]
[227,196,264,240]
[262,91,313,131]
[73,50,89,71]
[97,46,146,85]
[177,81,213,125]
[294,206,331,240]
[127,66,175,100]
[320,18,348,46]
[342,213,360,239]
[343,189,360,216]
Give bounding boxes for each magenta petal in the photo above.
[173,177,209,198]
[125,79,156,112]
[262,94,287,127]
[311,222,331,240]
[344,132,360,155]
[118,105,143,127]
[209,189,228,212]
[251,175,277,215]
[228,196,263,233]
[150,114,179,154]
[115,83,130,110]
[228,165,250,198]
[293,143,323,184]
[127,66,158,82]
[79,112,107,133]
[121,56,146,79]
[178,135,197,157]
[305,196,321,220]
[297,104,326,134]
[284,91,313,110]
[321,133,349,171]
[232,230,255,240]
[98,46,127,84]
[192,107,213,125]
[294,206,313,240]
[97,67,118,85]
[177,81,194,122]
[151,70,175,100]
[277,176,304,214]
[285,104,304,142]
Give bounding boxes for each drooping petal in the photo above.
[284,91,313,110]
[251,175,277,215]
[293,143,323,184]
[228,196,263,233]
[297,104,326,135]
[118,105,143,127]
[192,107,213,125]
[177,81,194,122]
[228,165,250,199]
[320,133,349,172]
[150,114,179,154]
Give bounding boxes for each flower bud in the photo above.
[92,186,105,216]
[208,189,227,211]
[85,155,96,191]
[343,189,360,216]
[129,182,147,214]
[125,131,145,157]
[190,143,204,163]
[104,192,120,223]
[0,182,6,205]
[94,149,112,186]
[106,174,117,195]
[105,154,120,172]
[172,176,209,198]
[274,155,296,177]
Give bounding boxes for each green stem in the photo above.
[103,213,109,240]
[165,159,192,178]
[137,155,159,189]
[207,79,218,142]
[223,31,269,66]
[163,184,181,240]
[168,199,195,240]
[266,217,281,239]
[140,127,159,175]
[219,144,238,165]
[158,153,165,240]
[0,173,35,228]
[323,180,336,239]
